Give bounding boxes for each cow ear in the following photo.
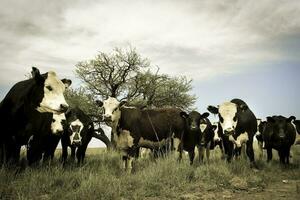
[267,117,275,123]
[119,101,127,107]
[31,67,44,84]
[207,105,218,114]
[287,116,296,123]
[61,79,72,89]
[240,104,248,111]
[180,111,188,119]
[201,112,210,118]
[95,100,103,107]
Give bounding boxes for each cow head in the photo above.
[68,119,84,146]
[51,113,66,135]
[208,102,242,136]
[212,122,221,142]
[32,67,72,114]
[266,115,295,139]
[96,97,126,123]
[180,111,210,144]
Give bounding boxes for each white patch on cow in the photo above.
[69,119,84,144]
[235,132,249,148]
[37,72,69,114]
[115,130,134,150]
[140,148,151,159]
[199,123,207,133]
[213,122,221,142]
[102,97,121,122]
[218,102,238,133]
[51,113,65,135]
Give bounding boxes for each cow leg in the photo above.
[173,138,182,161]
[246,140,254,162]
[127,156,133,173]
[122,155,128,170]
[206,142,211,163]
[257,140,263,159]
[70,146,76,161]
[188,150,195,165]
[267,148,272,162]
[197,145,204,163]
[286,147,291,164]
[76,144,88,165]
[61,145,68,164]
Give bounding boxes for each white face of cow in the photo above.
[51,113,66,135]
[102,97,122,122]
[37,72,70,114]
[69,119,84,145]
[218,102,238,134]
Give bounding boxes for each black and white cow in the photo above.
[207,99,257,168]
[260,116,296,164]
[211,122,225,158]
[27,113,66,164]
[0,67,71,164]
[292,119,300,145]
[180,111,214,164]
[61,107,94,165]
[96,97,185,171]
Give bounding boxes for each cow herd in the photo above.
[0,68,299,172]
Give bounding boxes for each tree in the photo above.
[130,68,196,109]
[75,47,149,99]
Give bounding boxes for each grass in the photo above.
[0,143,300,200]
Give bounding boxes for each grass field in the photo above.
[0,143,300,200]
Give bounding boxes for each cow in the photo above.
[0,67,71,165]
[211,122,225,158]
[207,98,258,168]
[27,113,66,165]
[180,111,215,164]
[260,116,296,164]
[96,97,185,171]
[61,107,94,165]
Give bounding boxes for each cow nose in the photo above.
[104,115,112,121]
[73,133,80,140]
[60,104,69,112]
[224,129,234,135]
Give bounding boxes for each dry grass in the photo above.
[0,142,299,200]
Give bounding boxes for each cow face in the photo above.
[208,102,238,135]
[180,111,209,131]
[267,116,295,139]
[51,113,66,135]
[32,67,72,114]
[96,97,126,123]
[68,119,84,146]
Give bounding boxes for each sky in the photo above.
[1,0,300,147]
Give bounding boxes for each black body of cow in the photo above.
[179,111,213,164]
[260,116,296,164]
[208,99,257,166]
[61,107,94,164]
[0,68,70,164]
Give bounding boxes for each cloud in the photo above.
[0,0,299,86]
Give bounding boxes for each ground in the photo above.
[0,142,299,200]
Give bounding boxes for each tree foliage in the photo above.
[76,47,149,99]
[74,47,196,111]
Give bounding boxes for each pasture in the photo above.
[1,143,299,200]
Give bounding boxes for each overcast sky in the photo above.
[1,0,300,147]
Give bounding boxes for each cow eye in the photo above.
[233,116,237,122]
[46,85,53,91]
[52,119,55,122]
